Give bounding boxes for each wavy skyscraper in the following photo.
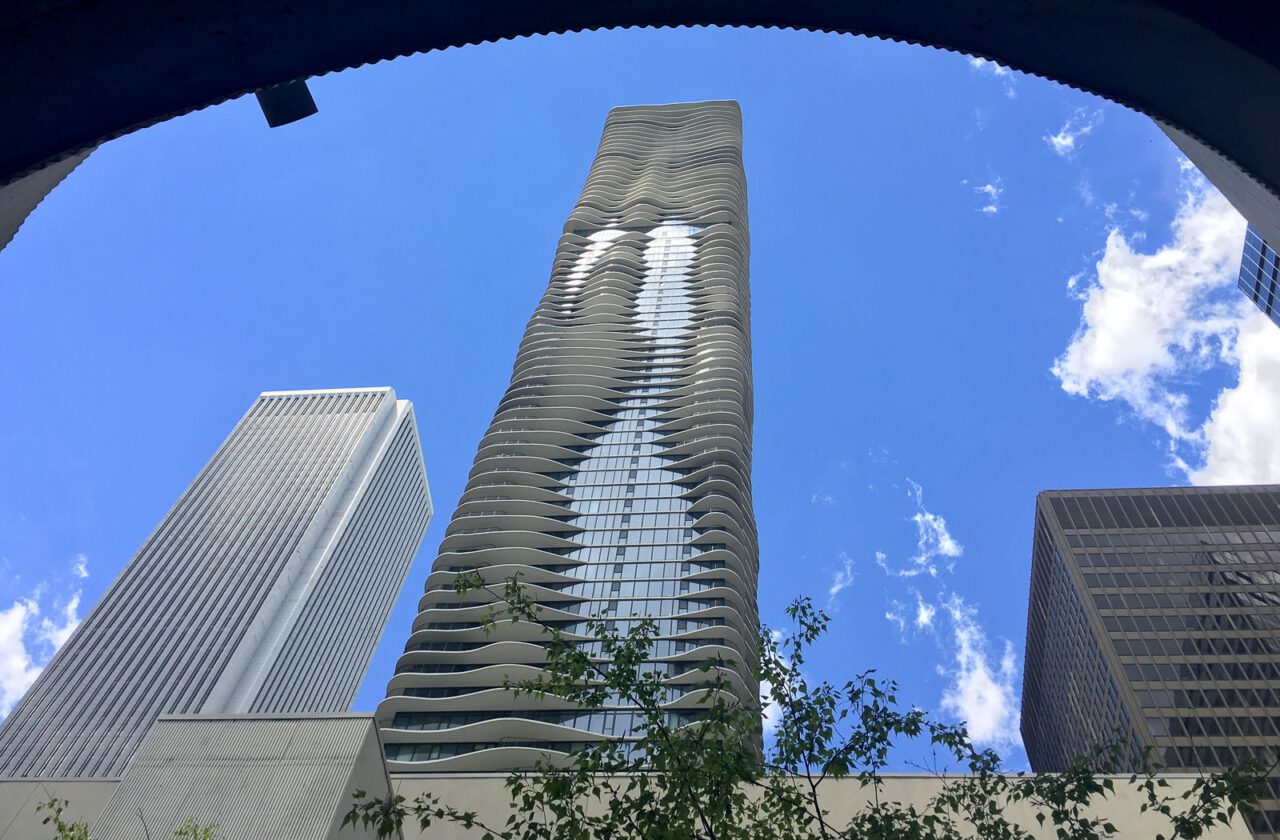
[0,387,433,778]
[378,100,758,772]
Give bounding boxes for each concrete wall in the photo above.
[0,715,394,840]
[92,715,393,840]
[0,778,118,839]
[2,762,1255,839]
[391,773,1254,839]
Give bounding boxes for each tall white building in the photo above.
[0,387,432,778]
[378,101,758,772]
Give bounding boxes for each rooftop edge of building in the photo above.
[1037,484,1280,498]
[258,386,397,398]
[606,99,741,116]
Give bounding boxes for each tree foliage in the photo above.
[37,799,90,840]
[347,575,1269,840]
[36,798,224,840]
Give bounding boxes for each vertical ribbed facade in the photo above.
[0,388,433,779]
[1022,486,1280,839]
[378,101,758,772]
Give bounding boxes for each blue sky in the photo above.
[3,27,1277,768]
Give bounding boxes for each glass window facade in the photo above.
[1239,225,1280,329]
[1022,486,1280,839]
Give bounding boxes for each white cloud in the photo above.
[967,56,1009,77]
[878,481,964,578]
[867,446,895,465]
[938,596,1022,752]
[0,599,42,717]
[0,570,85,719]
[967,57,1017,98]
[885,592,938,636]
[1051,172,1280,483]
[864,485,1021,757]
[72,554,89,580]
[969,179,1003,215]
[38,594,81,650]
[862,481,1021,756]
[810,491,835,506]
[760,631,786,738]
[827,552,855,610]
[1077,179,1097,207]
[760,680,783,738]
[1191,311,1280,484]
[912,514,963,571]
[885,602,907,636]
[1045,109,1104,158]
[914,596,937,630]
[1102,203,1151,233]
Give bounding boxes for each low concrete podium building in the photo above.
[0,730,1257,840]
[387,774,1256,840]
[0,715,393,839]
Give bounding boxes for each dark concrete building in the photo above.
[1239,226,1280,329]
[1022,486,1280,839]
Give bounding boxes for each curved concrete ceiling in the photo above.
[3,1,1280,209]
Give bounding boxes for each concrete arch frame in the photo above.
[3,1,1280,240]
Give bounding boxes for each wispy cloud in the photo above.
[1077,179,1097,207]
[889,591,938,635]
[810,491,835,506]
[885,600,907,636]
[914,595,937,630]
[38,594,81,650]
[877,480,964,578]
[967,56,1017,99]
[963,178,1004,215]
[72,554,89,580]
[1102,201,1152,230]
[0,558,87,718]
[826,552,855,611]
[967,56,1010,77]
[864,481,1023,757]
[1052,168,1280,483]
[976,181,1003,215]
[1045,109,1104,158]
[867,446,896,465]
[938,595,1022,752]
